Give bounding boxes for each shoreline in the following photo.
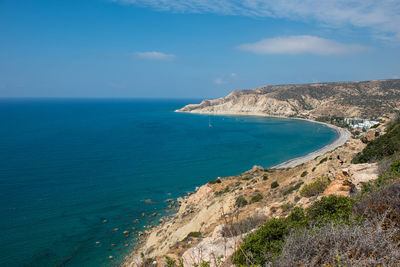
[272,122,350,168]
[175,110,351,169]
[123,111,351,265]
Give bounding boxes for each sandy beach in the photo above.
[273,122,350,168]
[176,110,351,169]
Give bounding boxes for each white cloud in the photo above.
[133,51,176,61]
[238,35,368,55]
[213,78,226,85]
[113,0,400,38]
[214,73,238,84]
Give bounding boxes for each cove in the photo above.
[0,98,337,266]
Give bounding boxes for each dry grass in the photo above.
[276,222,400,267]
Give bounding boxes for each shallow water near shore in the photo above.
[0,98,337,266]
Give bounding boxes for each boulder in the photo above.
[322,171,354,197]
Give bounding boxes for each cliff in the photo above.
[177,79,400,119]
[122,79,400,266]
[123,128,383,266]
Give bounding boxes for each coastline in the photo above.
[123,110,352,266]
[273,120,350,168]
[175,110,351,169]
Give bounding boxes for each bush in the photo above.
[208,178,221,184]
[299,177,330,197]
[311,167,316,172]
[250,193,263,203]
[280,203,294,212]
[282,181,303,195]
[222,214,268,237]
[235,196,248,207]
[389,158,400,177]
[183,231,201,241]
[318,157,328,165]
[372,158,400,188]
[232,218,288,265]
[306,195,355,226]
[276,222,400,267]
[233,196,355,266]
[263,174,269,180]
[354,181,400,228]
[352,118,400,163]
[214,186,230,196]
[232,208,308,265]
[300,171,308,177]
[271,181,279,188]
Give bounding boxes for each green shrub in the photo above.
[208,178,221,184]
[318,157,328,165]
[232,218,288,265]
[263,174,269,180]
[389,158,400,177]
[312,167,316,172]
[282,181,304,195]
[233,195,355,266]
[299,177,330,197]
[372,159,400,188]
[300,171,308,177]
[306,195,355,226]
[250,193,263,203]
[271,181,279,188]
[352,119,400,163]
[164,256,178,267]
[183,231,201,241]
[215,186,230,196]
[235,196,248,207]
[232,208,308,265]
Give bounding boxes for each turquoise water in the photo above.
[0,99,337,266]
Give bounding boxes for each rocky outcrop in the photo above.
[346,163,379,191]
[123,136,370,266]
[322,171,354,197]
[177,80,400,119]
[181,225,243,267]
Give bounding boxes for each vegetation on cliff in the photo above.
[352,117,400,163]
[233,119,400,266]
[178,79,400,119]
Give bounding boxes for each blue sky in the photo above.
[0,0,399,98]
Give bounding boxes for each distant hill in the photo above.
[177,79,400,119]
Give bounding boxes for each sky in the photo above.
[0,0,400,98]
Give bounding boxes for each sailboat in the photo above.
[209,117,212,128]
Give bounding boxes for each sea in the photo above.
[0,98,338,266]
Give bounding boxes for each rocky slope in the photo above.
[177,79,400,119]
[123,126,384,267]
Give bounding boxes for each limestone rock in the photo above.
[182,225,243,267]
[322,171,354,197]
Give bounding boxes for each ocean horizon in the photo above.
[0,98,338,266]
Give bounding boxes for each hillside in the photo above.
[177,79,400,119]
[123,117,400,267]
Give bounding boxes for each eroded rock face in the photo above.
[186,185,212,206]
[122,137,368,267]
[322,171,354,197]
[182,225,243,267]
[177,80,400,119]
[346,163,379,191]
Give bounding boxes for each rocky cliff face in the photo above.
[123,136,376,267]
[177,79,400,119]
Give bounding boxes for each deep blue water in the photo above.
[0,99,337,266]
